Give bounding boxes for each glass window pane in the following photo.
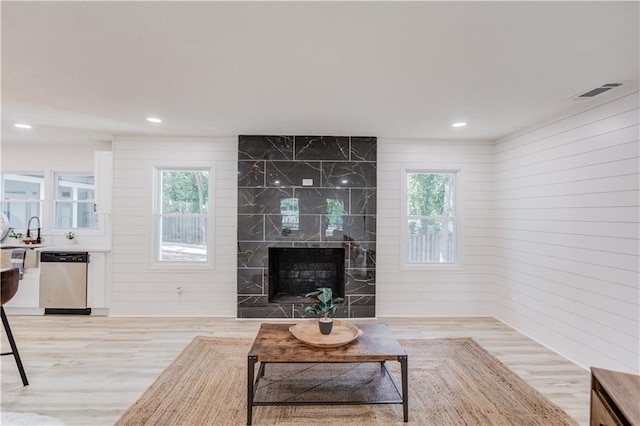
[161,171,209,214]
[160,216,207,262]
[1,173,44,229]
[54,173,96,229]
[57,174,94,187]
[77,203,98,228]
[58,185,73,200]
[156,168,210,263]
[78,188,93,201]
[406,170,457,264]
[55,202,98,229]
[406,218,455,262]
[3,174,44,200]
[1,201,42,229]
[407,172,455,216]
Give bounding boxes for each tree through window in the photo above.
[406,171,457,263]
[155,168,210,263]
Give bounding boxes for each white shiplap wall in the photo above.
[376,139,496,316]
[493,92,640,374]
[110,137,237,316]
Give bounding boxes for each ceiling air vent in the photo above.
[573,82,623,99]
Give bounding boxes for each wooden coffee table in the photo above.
[247,322,408,425]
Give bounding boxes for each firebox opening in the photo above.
[268,247,345,304]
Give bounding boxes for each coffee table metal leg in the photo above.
[247,355,257,425]
[399,355,408,422]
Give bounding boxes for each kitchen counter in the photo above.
[1,244,110,252]
[0,243,46,249]
[36,245,111,252]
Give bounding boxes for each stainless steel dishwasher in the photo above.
[39,251,91,314]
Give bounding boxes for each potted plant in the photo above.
[304,287,344,335]
[65,231,76,244]
[8,230,24,243]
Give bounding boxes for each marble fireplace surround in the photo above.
[237,135,377,319]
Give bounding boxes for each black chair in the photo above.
[1,267,29,386]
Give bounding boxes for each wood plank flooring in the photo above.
[1,316,591,425]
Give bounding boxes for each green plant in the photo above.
[9,230,23,239]
[65,231,75,240]
[303,287,344,319]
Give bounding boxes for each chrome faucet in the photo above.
[26,216,41,244]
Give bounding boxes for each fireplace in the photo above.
[268,247,345,303]
[237,135,376,318]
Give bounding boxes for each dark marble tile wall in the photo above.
[237,135,377,319]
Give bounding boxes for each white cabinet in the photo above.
[5,250,110,315]
[4,269,40,309]
[87,251,109,312]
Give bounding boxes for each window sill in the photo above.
[400,262,464,272]
[148,262,215,273]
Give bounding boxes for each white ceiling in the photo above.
[2,1,638,145]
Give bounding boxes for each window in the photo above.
[405,171,457,263]
[54,173,98,229]
[155,168,211,263]
[1,173,45,229]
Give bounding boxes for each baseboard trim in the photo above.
[495,315,589,372]
[44,308,92,315]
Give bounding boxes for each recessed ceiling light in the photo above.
[452,122,467,128]
[341,179,349,184]
[14,123,32,129]
[147,117,162,123]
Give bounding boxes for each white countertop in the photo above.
[39,245,110,252]
[1,244,110,252]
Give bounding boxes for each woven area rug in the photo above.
[116,336,577,425]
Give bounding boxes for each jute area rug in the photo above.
[116,336,577,425]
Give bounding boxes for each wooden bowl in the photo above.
[289,320,363,348]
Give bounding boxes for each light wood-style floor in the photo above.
[1,316,591,425]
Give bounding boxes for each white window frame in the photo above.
[401,166,462,270]
[53,172,98,230]
[151,165,214,270]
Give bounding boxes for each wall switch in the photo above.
[302,179,313,186]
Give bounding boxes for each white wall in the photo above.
[1,142,111,172]
[376,139,496,316]
[493,92,640,374]
[109,137,237,316]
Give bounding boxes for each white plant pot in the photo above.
[66,239,76,245]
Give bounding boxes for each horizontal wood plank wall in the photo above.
[110,138,237,316]
[493,92,640,373]
[376,139,496,316]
